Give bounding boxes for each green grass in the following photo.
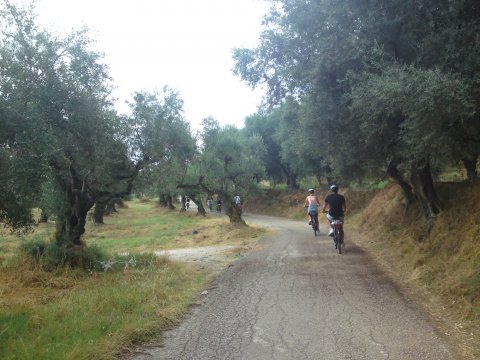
[0,256,205,360]
[84,201,203,254]
[0,200,230,359]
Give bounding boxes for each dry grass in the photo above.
[349,183,480,359]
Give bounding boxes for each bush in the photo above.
[20,237,49,261]
[21,239,107,271]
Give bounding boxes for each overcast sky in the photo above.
[19,0,269,129]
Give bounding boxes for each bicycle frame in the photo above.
[331,219,343,232]
[331,218,344,253]
[309,212,319,236]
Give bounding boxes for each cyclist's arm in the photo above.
[304,197,309,208]
[322,202,329,213]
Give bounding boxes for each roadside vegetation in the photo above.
[0,200,265,360]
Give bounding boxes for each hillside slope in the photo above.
[245,183,480,358]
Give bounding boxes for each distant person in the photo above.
[322,185,346,236]
[233,193,242,215]
[186,196,190,209]
[216,196,222,213]
[207,198,213,211]
[304,189,320,227]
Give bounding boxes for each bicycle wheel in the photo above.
[313,222,318,237]
[337,229,342,254]
[333,228,340,253]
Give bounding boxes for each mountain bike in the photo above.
[309,212,319,236]
[331,218,344,254]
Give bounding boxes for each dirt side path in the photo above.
[127,214,456,360]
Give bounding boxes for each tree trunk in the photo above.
[180,195,187,211]
[190,194,206,216]
[39,209,49,223]
[229,204,246,224]
[166,194,175,209]
[93,202,106,225]
[462,156,478,181]
[159,194,168,207]
[56,190,94,246]
[410,160,441,232]
[386,158,415,206]
[105,198,117,215]
[280,165,299,190]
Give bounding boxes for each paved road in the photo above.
[129,214,456,360]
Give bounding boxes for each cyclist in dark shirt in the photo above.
[322,185,346,237]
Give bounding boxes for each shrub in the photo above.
[21,239,107,271]
[20,237,49,261]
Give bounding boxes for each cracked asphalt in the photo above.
[128,214,456,360]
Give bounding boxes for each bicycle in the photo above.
[331,218,344,254]
[308,212,319,236]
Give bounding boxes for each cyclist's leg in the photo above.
[326,214,334,236]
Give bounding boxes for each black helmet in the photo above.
[330,184,339,192]
[308,188,314,194]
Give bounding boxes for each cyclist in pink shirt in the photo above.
[304,189,321,226]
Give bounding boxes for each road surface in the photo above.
[128,214,456,360]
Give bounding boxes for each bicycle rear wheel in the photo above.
[334,228,342,254]
[338,231,344,254]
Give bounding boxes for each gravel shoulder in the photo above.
[154,245,237,273]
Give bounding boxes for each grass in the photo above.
[348,182,480,359]
[0,256,204,360]
[0,199,266,359]
[83,200,260,254]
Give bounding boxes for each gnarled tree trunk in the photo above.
[410,160,441,232]
[56,189,94,246]
[93,202,106,225]
[281,165,298,190]
[462,155,478,181]
[386,157,415,207]
[189,194,206,216]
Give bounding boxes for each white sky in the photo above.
[20,0,268,129]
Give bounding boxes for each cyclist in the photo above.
[322,185,346,236]
[304,189,320,227]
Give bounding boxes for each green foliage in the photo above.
[233,0,480,219]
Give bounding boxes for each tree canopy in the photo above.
[233,0,480,227]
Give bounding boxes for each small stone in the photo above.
[201,290,208,295]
